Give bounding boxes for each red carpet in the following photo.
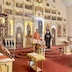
[13,56,72,72]
[12,46,72,72]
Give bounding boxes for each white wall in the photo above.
[67,6,72,36]
[48,0,67,19]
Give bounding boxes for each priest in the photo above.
[34,29,41,40]
[44,29,52,49]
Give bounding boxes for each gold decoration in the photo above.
[6,1,11,6]
[0,17,5,24]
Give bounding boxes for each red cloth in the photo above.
[34,32,40,40]
[0,55,8,59]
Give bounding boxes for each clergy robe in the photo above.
[34,32,40,40]
[44,32,52,48]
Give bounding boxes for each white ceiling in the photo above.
[61,0,72,6]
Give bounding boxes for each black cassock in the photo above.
[44,32,52,49]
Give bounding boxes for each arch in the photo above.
[51,24,56,29]
[15,20,24,32]
[51,25,56,45]
[15,20,24,48]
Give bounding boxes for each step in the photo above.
[9,48,33,53]
[45,54,62,58]
[45,49,52,52]
[15,54,28,59]
[18,53,27,56]
[45,53,60,55]
[45,51,61,54]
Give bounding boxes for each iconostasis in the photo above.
[0,0,68,48]
[7,20,67,48]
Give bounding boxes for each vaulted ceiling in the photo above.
[61,0,72,6]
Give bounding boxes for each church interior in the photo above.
[0,0,72,72]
